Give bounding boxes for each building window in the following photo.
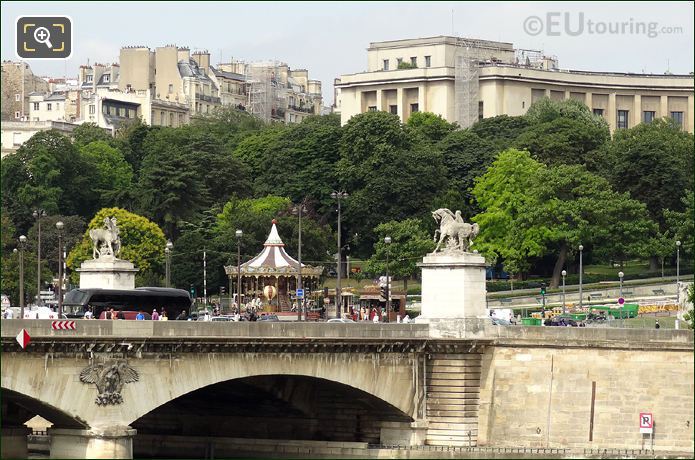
[410,57,417,66]
[389,105,397,114]
[56,103,60,110]
[383,59,389,71]
[368,106,377,112]
[103,74,110,83]
[118,107,125,117]
[13,132,22,146]
[593,108,604,117]
[670,111,684,128]
[89,105,95,114]
[169,84,174,93]
[617,110,629,129]
[643,111,656,124]
[15,94,21,101]
[410,103,419,113]
[14,111,21,119]
[86,75,93,82]
[33,102,39,110]
[161,112,165,125]
[46,103,52,111]
[425,56,431,67]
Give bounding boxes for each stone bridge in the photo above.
[1,320,693,458]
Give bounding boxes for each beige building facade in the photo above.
[336,36,694,133]
[1,61,50,121]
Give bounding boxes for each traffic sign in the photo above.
[16,329,30,349]
[639,412,653,434]
[296,288,304,299]
[618,297,625,305]
[51,321,76,330]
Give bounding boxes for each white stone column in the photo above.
[418,84,426,113]
[660,95,669,119]
[585,92,593,111]
[396,87,405,121]
[608,93,617,131]
[49,427,136,459]
[1,427,30,459]
[376,89,383,112]
[634,94,642,127]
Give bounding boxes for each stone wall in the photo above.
[1,62,50,120]
[478,345,694,452]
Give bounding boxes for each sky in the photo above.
[2,1,693,105]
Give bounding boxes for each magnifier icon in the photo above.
[33,27,53,49]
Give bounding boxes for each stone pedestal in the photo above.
[49,427,136,459]
[76,257,138,290]
[419,252,487,319]
[1,427,30,459]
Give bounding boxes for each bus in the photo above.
[63,287,192,319]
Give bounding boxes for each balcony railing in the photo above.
[195,94,221,104]
[288,104,314,114]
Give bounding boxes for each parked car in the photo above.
[258,314,280,322]
[327,318,355,323]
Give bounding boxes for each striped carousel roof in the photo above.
[225,220,324,276]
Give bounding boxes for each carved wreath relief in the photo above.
[79,360,139,406]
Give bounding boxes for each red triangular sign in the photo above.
[16,329,30,349]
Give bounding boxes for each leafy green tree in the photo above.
[113,118,152,179]
[524,97,608,132]
[470,115,530,150]
[472,149,543,274]
[664,190,694,259]
[338,111,447,257]
[26,214,85,275]
[1,130,94,232]
[80,141,134,210]
[67,208,166,285]
[192,105,266,151]
[406,112,457,143]
[363,219,435,293]
[72,123,113,147]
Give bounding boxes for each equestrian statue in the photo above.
[89,216,121,259]
[432,208,479,253]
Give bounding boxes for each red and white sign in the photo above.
[51,321,76,330]
[16,329,30,349]
[640,412,653,434]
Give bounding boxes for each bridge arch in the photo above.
[1,387,87,429]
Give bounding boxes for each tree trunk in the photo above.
[649,255,659,272]
[550,244,568,289]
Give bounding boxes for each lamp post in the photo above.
[236,230,243,315]
[33,209,46,305]
[578,244,584,311]
[293,202,308,321]
[676,240,681,306]
[331,191,348,319]
[561,269,567,314]
[165,240,173,288]
[384,236,392,323]
[618,271,624,300]
[17,235,27,318]
[55,221,64,316]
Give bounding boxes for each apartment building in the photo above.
[1,61,50,120]
[336,36,694,133]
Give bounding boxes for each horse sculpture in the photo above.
[432,208,479,253]
[89,217,121,259]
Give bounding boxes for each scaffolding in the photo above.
[454,38,480,129]
[245,60,289,123]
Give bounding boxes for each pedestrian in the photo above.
[655,319,660,329]
[403,314,411,324]
[160,310,168,321]
[84,307,93,319]
[372,312,380,323]
[117,308,125,320]
[3,308,13,319]
[136,311,145,321]
[151,309,159,321]
[176,310,188,321]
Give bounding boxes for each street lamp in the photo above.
[578,244,584,311]
[236,229,243,315]
[56,221,64,317]
[676,240,681,306]
[293,202,308,321]
[33,209,46,305]
[618,271,624,300]
[17,235,27,318]
[331,191,348,319]
[165,240,173,288]
[384,236,392,323]
[561,270,567,314]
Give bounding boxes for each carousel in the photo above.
[224,220,324,313]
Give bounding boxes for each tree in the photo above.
[72,123,113,147]
[67,208,166,285]
[80,141,134,211]
[26,214,85,275]
[1,130,94,232]
[470,115,530,150]
[191,105,266,151]
[338,111,447,257]
[113,118,152,180]
[524,97,608,132]
[363,219,435,293]
[664,190,694,259]
[472,149,543,274]
[406,112,457,143]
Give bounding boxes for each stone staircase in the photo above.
[425,352,482,446]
